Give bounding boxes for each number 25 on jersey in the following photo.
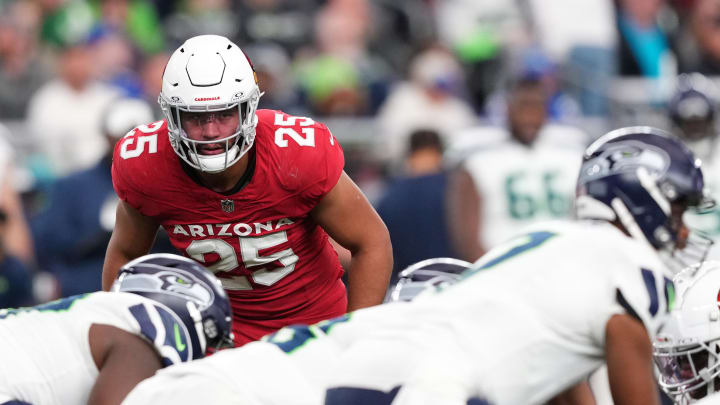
[119,121,163,159]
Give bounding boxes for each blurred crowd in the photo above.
[3,0,720,305]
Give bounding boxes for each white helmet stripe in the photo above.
[637,166,671,215]
[611,197,654,249]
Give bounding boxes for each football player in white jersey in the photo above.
[447,75,586,262]
[122,257,472,405]
[654,261,720,405]
[0,253,233,405]
[668,73,720,261]
[126,127,709,405]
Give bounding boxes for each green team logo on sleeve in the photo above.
[666,282,675,312]
[174,323,187,352]
[0,294,90,319]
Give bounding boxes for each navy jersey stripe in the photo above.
[616,288,642,323]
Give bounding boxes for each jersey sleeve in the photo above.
[259,110,345,208]
[608,264,673,340]
[585,256,673,344]
[111,129,138,205]
[303,121,345,202]
[126,300,194,366]
[111,122,167,216]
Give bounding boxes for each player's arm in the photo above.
[604,313,660,405]
[311,171,392,311]
[88,324,163,405]
[101,200,159,290]
[446,167,485,262]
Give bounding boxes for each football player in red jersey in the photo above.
[102,34,393,346]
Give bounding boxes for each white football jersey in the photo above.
[0,292,194,405]
[124,220,673,405]
[460,130,583,250]
[123,341,325,405]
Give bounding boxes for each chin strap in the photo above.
[187,301,206,355]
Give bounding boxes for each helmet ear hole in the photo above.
[203,318,219,342]
[240,101,248,123]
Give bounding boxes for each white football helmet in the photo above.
[654,261,720,404]
[159,35,261,173]
[387,258,472,302]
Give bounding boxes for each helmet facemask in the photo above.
[160,89,260,173]
[159,34,262,174]
[658,200,715,274]
[655,338,720,404]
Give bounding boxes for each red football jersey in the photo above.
[112,109,347,345]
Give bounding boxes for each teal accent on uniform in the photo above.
[0,293,91,319]
[316,313,351,334]
[462,231,557,279]
[174,323,187,352]
[265,314,353,354]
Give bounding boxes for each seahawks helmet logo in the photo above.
[120,269,214,311]
[580,141,670,184]
[157,272,213,310]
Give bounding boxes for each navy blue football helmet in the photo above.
[111,253,234,357]
[388,258,472,302]
[576,126,714,272]
[669,73,717,142]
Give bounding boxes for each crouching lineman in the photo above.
[0,253,233,405]
[127,127,708,405]
[120,257,470,405]
[654,261,720,405]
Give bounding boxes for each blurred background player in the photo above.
[26,40,121,178]
[654,261,720,405]
[128,127,705,405]
[667,73,720,261]
[102,34,392,346]
[446,74,586,262]
[31,97,159,297]
[0,253,233,405]
[669,73,719,161]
